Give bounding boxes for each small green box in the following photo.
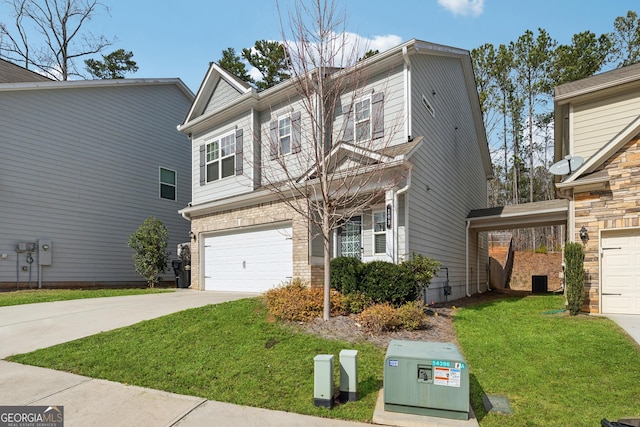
[384,340,469,420]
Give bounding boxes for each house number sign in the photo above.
[386,204,392,228]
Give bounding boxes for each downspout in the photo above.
[402,46,412,141]
[477,236,481,293]
[465,220,471,297]
[394,169,412,263]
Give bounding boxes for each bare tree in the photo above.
[0,0,113,80]
[269,0,405,320]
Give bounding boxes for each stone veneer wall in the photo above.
[573,136,640,313]
[189,200,323,290]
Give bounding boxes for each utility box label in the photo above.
[433,366,461,387]
[388,359,399,367]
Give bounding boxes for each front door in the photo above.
[339,216,362,260]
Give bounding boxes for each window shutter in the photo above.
[342,104,354,143]
[269,120,278,159]
[291,111,301,154]
[235,128,243,175]
[372,92,384,140]
[199,145,206,186]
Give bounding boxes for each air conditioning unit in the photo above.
[384,340,470,420]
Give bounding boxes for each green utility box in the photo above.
[384,340,470,420]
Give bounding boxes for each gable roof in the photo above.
[182,62,253,127]
[554,63,640,186]
[0,58,51,83]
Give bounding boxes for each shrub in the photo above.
[127,216,170,287]
[341,291,372,314]
[330,256,363,295]
[565,242,585,316]
[394,301,428,330]
[358,303,399,333]
[264,280,345,322]
[400,253,441,288]
[360,261,417,306]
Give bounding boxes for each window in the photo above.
[279,116,291,155]
[159,167,176,201]
[355,98,371,142]
[206,132,235,182]
[373,210,386,254]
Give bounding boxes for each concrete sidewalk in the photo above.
[0,290,375,427]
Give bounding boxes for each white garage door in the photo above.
[203,223,293,293]
[601,229,640,315]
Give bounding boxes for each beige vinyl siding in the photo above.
[407,54,488,296]
[0,83,192,284]
[191,112,254,205]
[573,91,640,160]
[204,78,243,114]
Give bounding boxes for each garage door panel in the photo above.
[601,229,640,315]
[204,224,293,293]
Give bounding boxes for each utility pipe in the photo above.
[393,169,412,263]
[465,220,471,297]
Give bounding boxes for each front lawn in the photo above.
[455,295,640,426]
[7,294,639,425]
[0,288,171,307]
[7,298,385,422]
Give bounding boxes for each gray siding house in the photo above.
[178,39,492,302]
[0,73,194,288]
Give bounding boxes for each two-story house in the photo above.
[178,39,492,301]
[554,63,640,315]
[0,60,194,289]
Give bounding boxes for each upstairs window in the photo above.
[279,116,292,155]
[159,167,176,201]
[343,91,384,143]
[206,132,235,182]
[270,111,301,159]
[373,210,386,254]
[355,98,371,142]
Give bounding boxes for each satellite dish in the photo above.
[549,155,584,176]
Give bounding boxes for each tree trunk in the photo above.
[323,210,331,321]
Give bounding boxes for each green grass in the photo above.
[455,295,640,426]
[0,288,172,306]
[7,298,385,422]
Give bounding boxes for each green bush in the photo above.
[401,253,440,288]
[330,256,363,295]
[394,300,428,330]
[360,261,417,307]
[264,280,345,321]
[127,216,170,288]
[341,291,372,314]
[565,242,585,316]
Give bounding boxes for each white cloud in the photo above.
[438,0,484,17]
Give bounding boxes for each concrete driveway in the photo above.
[0,289,257,359]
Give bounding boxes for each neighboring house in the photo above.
[178,39,492,301]
[0,58,51,83]
[0,69,194,289]
[554,63,640,315]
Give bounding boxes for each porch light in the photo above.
[579,226,588,243]
[189,231,197,242]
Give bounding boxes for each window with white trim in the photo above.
[206,132,235,182]
[279,116,291,155]
[355,97,371,142]
[159,167,176,201]
[373,210,386,254]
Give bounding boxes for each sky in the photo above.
[1,0,639,92]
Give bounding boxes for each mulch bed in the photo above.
[293,289,529,348]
